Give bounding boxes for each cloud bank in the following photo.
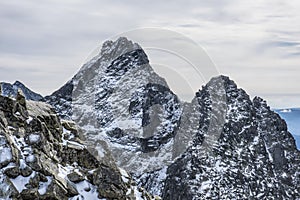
[0,0,299,108]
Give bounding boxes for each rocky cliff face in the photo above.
[0,90,156,199]
[44,37,189,177]
[2,37,299,200]
[162,76,300,199]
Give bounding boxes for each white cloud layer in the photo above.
[0,0,299,108]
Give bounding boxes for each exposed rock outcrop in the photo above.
[0,93,154,199]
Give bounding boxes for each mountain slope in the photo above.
[0,91,155,199]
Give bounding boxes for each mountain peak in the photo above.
[100,37,142,61]
[13,80,24,86]
[1,81,43,101]
[198,75,239,94]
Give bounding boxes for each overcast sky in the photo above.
[0,0,299,108]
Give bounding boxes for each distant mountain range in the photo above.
[275,108,300,149]
[0,81,43,101]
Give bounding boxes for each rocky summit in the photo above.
[1,37,299,200]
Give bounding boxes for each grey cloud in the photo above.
[255,40,300,57]
[0,66,39,73]
[272,41,300,47]
[178,24,202,28]
[0,0,300,107]
[286,52,300,57]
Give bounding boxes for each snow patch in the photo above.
[15,112,21,116]
[95,145,105,158]
[10,172,36,192]
[26,116,33,124]
[38,176,52,195]
[29,134,40,143]
[280,109,292,113]
[25,155,36,163]
[215,160,227,172]
[0,147,12,164]
[126,186,145,200]
[199,180,211,191]
[70,180,100,200]
[58,164,74,179]
[119,168,130,183]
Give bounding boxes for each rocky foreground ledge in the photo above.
[0,90,156,200]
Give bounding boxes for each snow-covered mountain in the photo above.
[45,37,193,177]
[1,37,299,199]
[275,108,300,149]
[0,81,43,101]
[44,37,299,199]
